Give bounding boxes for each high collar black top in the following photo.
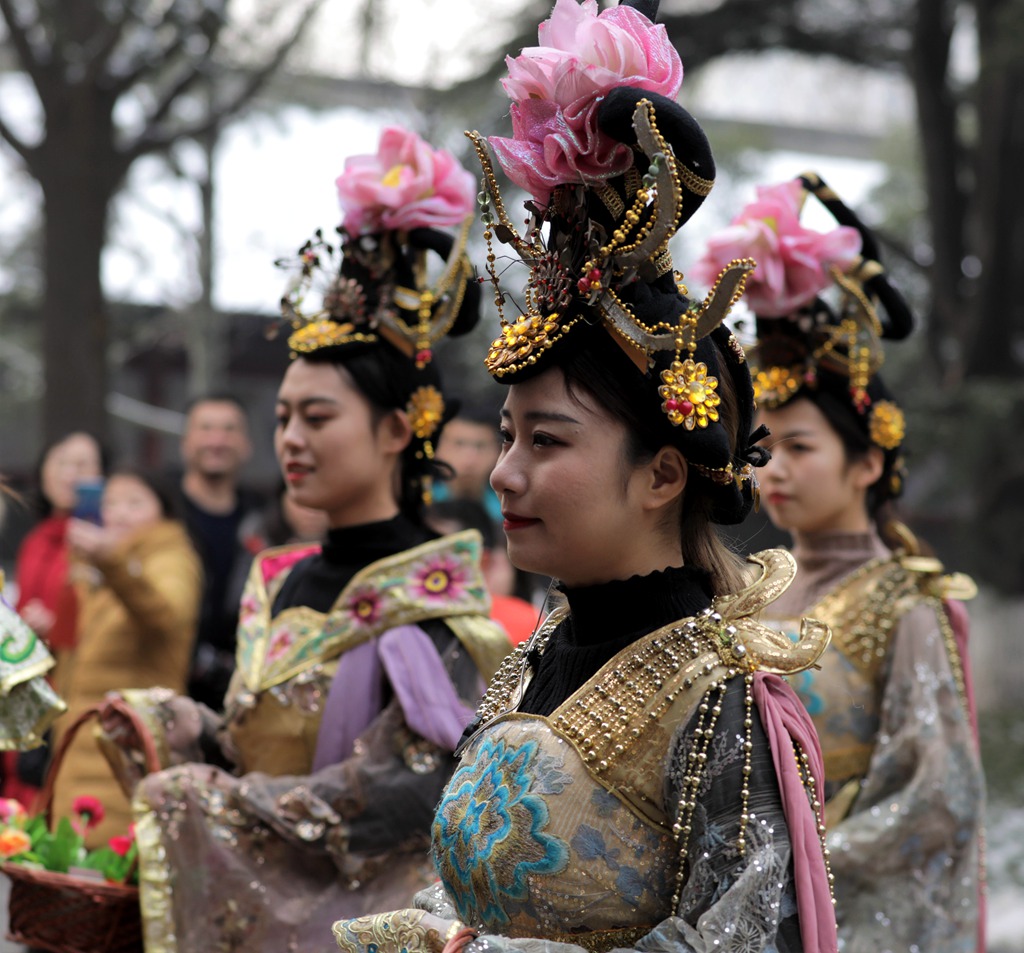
[271,513,432,616]
[518,564,714,717]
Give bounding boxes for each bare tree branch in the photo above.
[0,110,35,164]
[106,20,195,96]
[121,0,324,165]
[84,6,138,87]
[0,0,51,99]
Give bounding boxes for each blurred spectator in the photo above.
[8,431,106,805]
[433,405,502,521]
[15,432,106,650]
[53,467,200,845]
[426,498,538,645]
[241,481,329,550]
[176,394,259,710]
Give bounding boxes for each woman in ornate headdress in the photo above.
[693,173,985,952]
[333,3,838,952]
[97,127,512,953]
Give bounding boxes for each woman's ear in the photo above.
[853,446,885,489]
[640,445,688,510]
[379,409,414,455]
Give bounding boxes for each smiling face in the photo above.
[490,367,686,587]
[41,433,103,512]
[101,474,164,538]
[181,400,251,481]
[758,397,882,539]
[274,358,410,529]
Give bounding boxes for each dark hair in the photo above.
[445,395,503,430]
[426,498,497,548]
[106,466,179,520]
[183,392,249,422]
[32,431,110,517]
[559,335,747,595]
[302,346,452,526]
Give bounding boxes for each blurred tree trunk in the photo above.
[32,79,122,441]
[909,0,970,383]
[0,0,322,444]
[966,0,1024,377]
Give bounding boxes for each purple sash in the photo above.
[312,624,478,771]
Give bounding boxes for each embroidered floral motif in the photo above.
[236,532,491,693]
[433,736,569,926]
[265,628,296,664]
[347,586,383,626]
[412,553,470,603]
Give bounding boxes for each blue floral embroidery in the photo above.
[790,669,824,716]
[433,736,569,926]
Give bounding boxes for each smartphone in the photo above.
[73,479,105,525]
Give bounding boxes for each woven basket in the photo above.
[3,698,159,953]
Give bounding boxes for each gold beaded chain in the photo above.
[670,680,727,910]
[466,131,541,259]
[795,742,837,906]
[737,672,755,855]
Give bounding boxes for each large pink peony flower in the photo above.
[490,0,684,201]
[336,127,476,236]
[690,179,862,316]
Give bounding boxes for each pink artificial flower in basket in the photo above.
[489,0,683,201]
[690,179,862,316]
[336,127,476,236]
[71,794,105,834]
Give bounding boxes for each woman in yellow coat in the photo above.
[52,468,201,845]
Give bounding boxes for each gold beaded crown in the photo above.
[749,173,914,459]
[281,221,474,370]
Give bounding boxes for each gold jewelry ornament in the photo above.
[288,320,377,357]
[407,385,445,442]
[753,364,804,408]
[658,359,721,429]
[867,399,905,450]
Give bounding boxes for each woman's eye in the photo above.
[532,432,560,448]
[275,416,288,429]
[498,427,513,445]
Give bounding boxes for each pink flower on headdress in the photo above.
[336,127,476,236]
[490,0,684,201]
[690,179,862,316]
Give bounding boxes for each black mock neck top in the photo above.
[518,564,714,717]
[271,514,432,616]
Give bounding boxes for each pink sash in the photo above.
[754,672,838,953]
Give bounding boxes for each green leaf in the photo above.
[48,817,84,873]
